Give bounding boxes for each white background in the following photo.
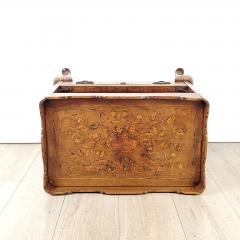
[0,0,239,143]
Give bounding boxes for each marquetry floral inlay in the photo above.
[60,106,189,176]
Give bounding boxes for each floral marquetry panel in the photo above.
[43,98,205,189]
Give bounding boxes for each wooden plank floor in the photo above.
[0,143,240,240]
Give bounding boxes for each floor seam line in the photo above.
[118,196,121,240]
[51,196,66,240]
[171,195,188,240]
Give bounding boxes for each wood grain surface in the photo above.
[40,81,209,194]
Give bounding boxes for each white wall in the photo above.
[0,0,240,142]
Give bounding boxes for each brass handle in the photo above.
[76,80,94,84]
[153,81,171,84]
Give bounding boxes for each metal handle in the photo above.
[153,81,171,84]
[76,80,94,84]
